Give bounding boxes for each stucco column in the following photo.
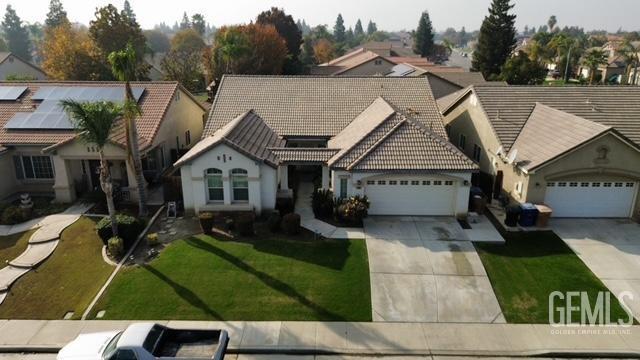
[321,166,330,190]
[52,156,76,203]
[279,165,289,190]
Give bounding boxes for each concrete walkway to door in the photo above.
[365,216,505,323]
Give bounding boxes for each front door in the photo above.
[88,160,101,191]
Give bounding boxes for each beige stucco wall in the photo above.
[0,55,47,80]
[340,58,396,76]
[153,88,206,155]
[7,146,55,198]
[0,150,18,200]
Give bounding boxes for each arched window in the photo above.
[231,168,249,202]
[205,168,223,202]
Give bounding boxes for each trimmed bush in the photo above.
[311,189,334,219]
[276,197,294,216]
[267,212,282,233]
[282,213,301,235]
[337,195,370,225]
[236,213,255,236]
[1,206,28,225]
[147,232,159,246]
[96,214,145,250]
[107,236,124,257]
[198,212,214,235]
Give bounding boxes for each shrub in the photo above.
[275,197,294,216]
[198,212,215,235]
[1,206,28,225]
[96,214,145,250]
[311,189,334,219]
[107,236,124,257]
[236,213,255,236]
[282,213,301,235]
[147,232,159,246]
[267,212,282,233]
[337,195,370,225]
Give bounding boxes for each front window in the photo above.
[473,144,482,162]
[14,155,54,179]
[231,168,249,202]
[206,168,223,202]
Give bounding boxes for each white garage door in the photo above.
[364,177,456,215]
[545,181,637,218]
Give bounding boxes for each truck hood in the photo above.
[57,331,120,360]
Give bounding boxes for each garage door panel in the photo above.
[545,181,636,218]
[365,178,456,216]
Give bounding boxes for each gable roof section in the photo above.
[175,110,285,168]
[269,148,339,163]
[446,85,640,152]
[0,81,204,151]
[427,72,489,88]
[0,52,47,77]
[347,118,478,172]
[206,75,446,139]
[511,103,611,171]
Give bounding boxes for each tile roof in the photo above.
[312,49,395,75]
[347,117,478,172]
[426,72,490,88]
[205,75,447,139]
[0,81,201,151]
[269,148,339,163]
[175,110,285,168]
[446,85,640,151]
[511,103,611,171]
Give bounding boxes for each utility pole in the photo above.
[564,44,573,84]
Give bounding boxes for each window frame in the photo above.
[14,155,55,180]
[185,130,191,146]
[205,168,224,203]
[458,134,467,150]
[231,168,249,202]
[339,177,348,198]
[472,144,481,162]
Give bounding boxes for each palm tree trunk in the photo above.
[124,81,148,217]
[99,151,118,237]
[589,68,595,85]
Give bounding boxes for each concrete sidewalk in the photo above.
[0,320,637,357]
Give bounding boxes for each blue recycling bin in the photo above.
[518,203,539,227]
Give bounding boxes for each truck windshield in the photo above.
[102,332,123,359]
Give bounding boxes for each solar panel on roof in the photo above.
[3,86,146,130]
[0,86,28,100]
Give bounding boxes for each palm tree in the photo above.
[60,100,123,236]
[582,48,608,85]
[618,40,639,85]
[108,44,147,217]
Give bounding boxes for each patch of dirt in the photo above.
[512,293,538,312]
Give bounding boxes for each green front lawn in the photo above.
[91,232,371,321]
[0,230,35,269]
[0,217,114,319]
[476,231,631,324]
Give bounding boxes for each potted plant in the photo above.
[198,212,215,235]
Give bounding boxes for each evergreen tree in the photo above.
[179,12,190,30]
[2,5,32,60]
[334,14,346,43]
[459,26,467,46]
[471,0,517,79]
[354,19,364,36]
[191,13,206,36]
[413,11,434,57]
[122,0,136,22]
[367,20,377,35]
[45,0,68,28]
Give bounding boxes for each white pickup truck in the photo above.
[57,323,229,360]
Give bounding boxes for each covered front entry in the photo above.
[545,180,638,218]
[364,176,457,216]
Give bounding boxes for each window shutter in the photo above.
[13,156,23,180]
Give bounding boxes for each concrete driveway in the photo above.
[364,216,505,323]
[551,218,640,321]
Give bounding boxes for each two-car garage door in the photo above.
[544,180,637,218]
[364,177,457,216]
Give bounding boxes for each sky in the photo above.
[2,0,639,32]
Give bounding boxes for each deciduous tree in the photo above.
[256,7,303,74]
[41,22,101,80]
[500,51,547,85]
[144,30,170,54]
[313,38,335,63]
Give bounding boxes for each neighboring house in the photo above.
[0,81,206,203]
[353,40,416,58]
[0,53,47,80]
[425,71,500,99]
[441,85,640,219]
[176,75,477,217]
[311,49,397,76]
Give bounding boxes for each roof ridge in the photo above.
[346,118,407,171]
[406,117,476,166]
